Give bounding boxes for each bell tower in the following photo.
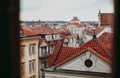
[98,9,101,26]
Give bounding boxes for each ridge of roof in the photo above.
[48,38,112,67]
[48,41,63,66]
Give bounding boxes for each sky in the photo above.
[20,0,114,21]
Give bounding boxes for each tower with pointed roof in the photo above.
[98,9,101,26]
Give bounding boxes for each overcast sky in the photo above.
[20,0,114,21]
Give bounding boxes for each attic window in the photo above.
[85,59,93,67]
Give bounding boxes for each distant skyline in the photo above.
[20,0,114,21]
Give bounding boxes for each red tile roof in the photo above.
[84,26,104,36]
[21,26,60,37]
[57,28,71,35]
[31,26,59,35]
[48,34,112,67]
[21,26,37,36]
[100,13,114,26]
[97,32,113,52]
[48,41,63,66]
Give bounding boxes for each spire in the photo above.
[99,9,101,14]
[98,9,101,26]
[98,9,101,16]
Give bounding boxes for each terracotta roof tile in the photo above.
[85,26,104,36]
[48,41,63,66]
[21,26,37,36]
[21,26,60,37]
[57,28,71,35]
[97,32,113,53]
[48,36,112,67]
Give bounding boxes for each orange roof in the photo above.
[57,28,71,35]
[31,26,59,35]
[48,41,63,66]
[84,27,104,36]
[97,32,113,52]
[48,34,112,67]
[21,26,60,37]
[21,26,37,36]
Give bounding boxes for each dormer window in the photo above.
[45,35,52,40]
[41,46,48,57]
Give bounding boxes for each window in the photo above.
[29,44,31,55]
[29,61,32,73]
[41,47,47,57]
[20,45,25,57]
[32,44,36,54]
[21,63,25,76]
[29,60,35,73]
[84,59,93,67]
[45,35,52,40]
[53,34,58,39]
[32,60,35,71]
[29,44,36,55]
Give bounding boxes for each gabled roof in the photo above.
[48,33,112,67]
[48,41,63,66]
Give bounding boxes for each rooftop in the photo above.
[48,32,113,67]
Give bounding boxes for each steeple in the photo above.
[98,9,101,17]
[98,9,101,26]
[99,9,101,14]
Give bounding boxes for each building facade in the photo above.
[20,36,40,78]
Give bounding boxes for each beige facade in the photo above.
[20,36,40,78]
